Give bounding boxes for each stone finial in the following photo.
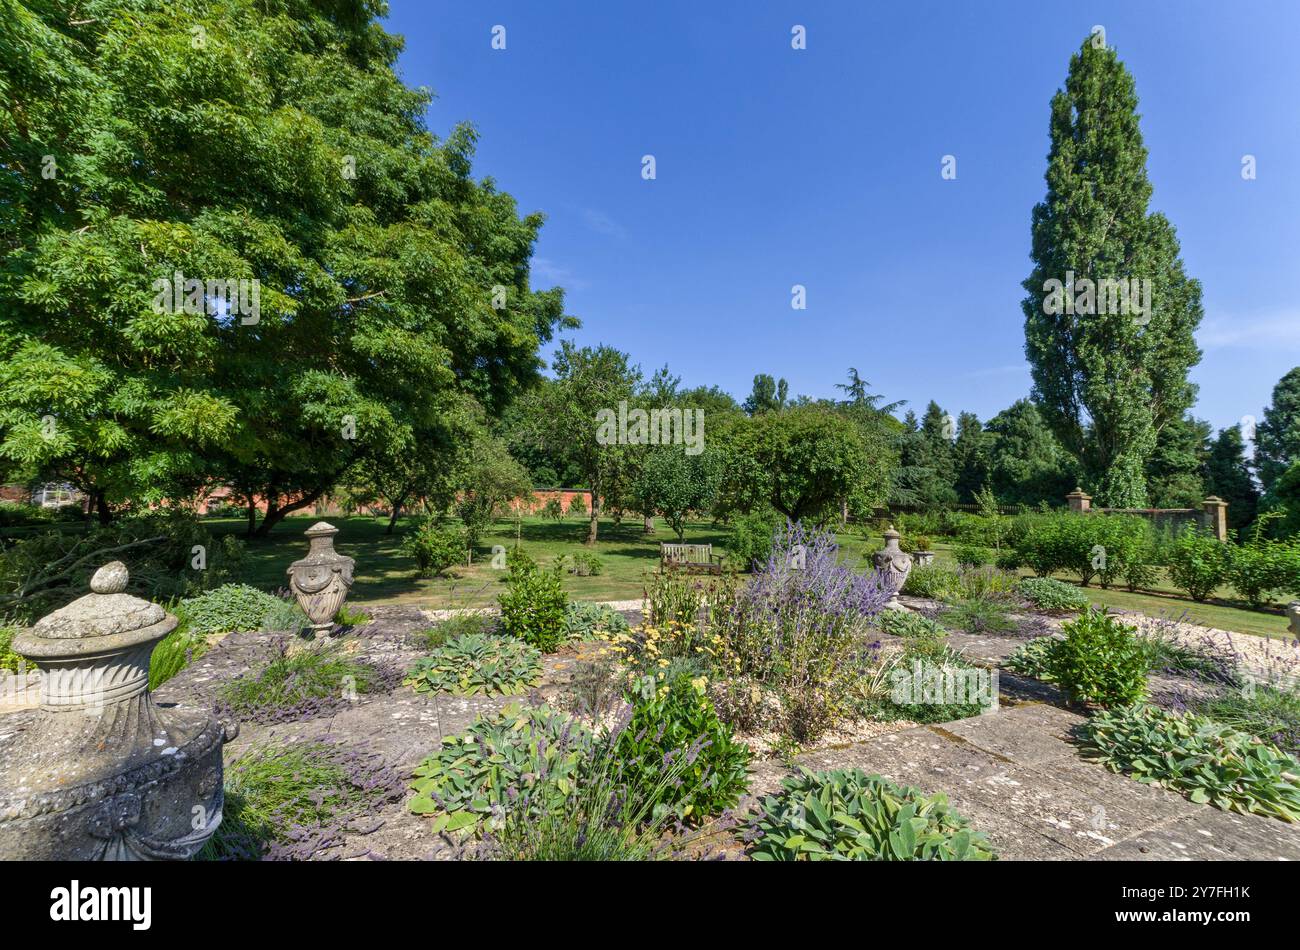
[1066,487,1092,512]
[90,560,129,594]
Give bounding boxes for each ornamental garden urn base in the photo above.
[0,562,233,861]
[288,521,355,640]
[872,526,914,610]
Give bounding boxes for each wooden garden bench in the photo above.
[659,542,724,574]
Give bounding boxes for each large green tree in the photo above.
[983,399,1077,506]
[1256,367,1300,493]
[1022,38,1203,507]
[1204,425,1258,535]
[0,0,568,533]
[516,342,640,544]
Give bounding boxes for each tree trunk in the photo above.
[94,491,112,525]
[643,514,654,533]
[253,486,328,538]
[586,491,600,545]
[245,497,257,538]
[386,495,406,535]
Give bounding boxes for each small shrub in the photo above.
[952,544,991,568]
[862,639,993,724]
[409,703,590,833]
[1018,577,1089,614]
[148,627,209,689]
[1047,608,1147,708]
[558,550,603,576]
[335,603,370,626]
[259,595,310,633]
[404,633,543,696]
[0,626,25,673]
[564,601,629,641]
[200,741,405,860]
[1166,526,1230,602]
[176,584,284,636]
[940,597,1017,636]
[541,496,565,521]
[217,642,393,723]
[416,613,489,650]
[612,673,751,823]
[901,563,957,599]
[1080,704,1300,823]
[1227,539,1294,607]
[1197,684,1300,758]
[402,519,466,578]
[726,508,783,571]
[645,565,703,626]
[1005,637,1057,681]
[949,565,1019,602]
[498,560,568,653]
[878,609,947,641]
[749,768,995,861]
[567,494,587,519]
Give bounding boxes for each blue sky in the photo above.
[385,1,1300,434]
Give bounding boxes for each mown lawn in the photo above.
[210,514,1297,639]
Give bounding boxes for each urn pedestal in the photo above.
[287,521,355,639]
[0,562,233,860]
[872,526,914,609]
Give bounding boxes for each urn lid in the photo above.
[14,562,177,658]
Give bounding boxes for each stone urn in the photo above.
[287,521,355,639]
[872,525,914,608]
[0,562,232,860]
[913,550,936,567]
[1288,602,1300,639]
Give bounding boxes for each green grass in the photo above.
[202,514,1296,641]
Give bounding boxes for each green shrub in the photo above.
[878,609,947,641]
[1005,636,1057,681]
[1227,540,1295,607]
[952,544,990,568]
[940,597,1017,636]
[1166,526,1230,601]
[1018,577,1089,614]
[176,584,284,636]
[862,639,993,724]
[557,551,603,576]
[200,741,403,860]
[1014,513,1156,589]
[1046,608,1147,708]
[901,563,957,599]
[498,560,568,653]
[949,565,1019,602]
[402,519,466,578]
[567,494,587,518]
[564,601,629,641]
[612,674,751,823]
[404,633,543,696]
[1081,704,1300,823]
[540,496,565,521]
[409,703,590,833]
[148,627,209,689]
[726,508,783,571]
[259,595,310,633]
[1197,685,1300,758]
[0,626,24,673]
[750,768,995,861]
[218,642,385,722]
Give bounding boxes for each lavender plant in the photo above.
[713,522,892,741]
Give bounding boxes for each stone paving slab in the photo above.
[1092,805,1300,860]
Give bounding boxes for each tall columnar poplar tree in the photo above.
[1022,38,1203,508]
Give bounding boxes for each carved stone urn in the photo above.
[1288,602,1300,639]
[872,525,914,609]
[287,521,355,639]
[0,562,232,860]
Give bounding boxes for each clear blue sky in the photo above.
[385,1,1300,434]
